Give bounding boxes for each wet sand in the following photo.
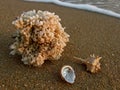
[0,0,120,90]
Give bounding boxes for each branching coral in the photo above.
[10,10,70,66]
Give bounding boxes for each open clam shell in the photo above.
[61,65,76,84]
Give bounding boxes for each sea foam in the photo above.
[25,0,120,18]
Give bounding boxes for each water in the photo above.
[25,0,120,18]
[60,0,120,14]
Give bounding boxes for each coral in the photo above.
[74,54,102,73]
[10,10,70,66]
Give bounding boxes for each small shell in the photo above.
[74,54,102,73]
[61,65,76,84]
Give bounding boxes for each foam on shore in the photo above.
[25,0,120,18]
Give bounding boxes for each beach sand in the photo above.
[0,0,120,90]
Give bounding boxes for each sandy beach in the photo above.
[0,0,120,90]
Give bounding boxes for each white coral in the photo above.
[10,10,70,66]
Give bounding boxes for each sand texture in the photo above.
[0,0,120,90]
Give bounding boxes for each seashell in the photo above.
[74,54,102,73]
[60,65,76,84]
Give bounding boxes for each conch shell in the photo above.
[74,54,102,73]
[60,65,76,84]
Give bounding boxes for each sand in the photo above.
[0,0,120,90]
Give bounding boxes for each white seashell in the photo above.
[74,54,102,73]
[61,65,76,84]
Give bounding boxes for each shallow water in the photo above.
[25,0,120,18]
[60,0,120,14]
